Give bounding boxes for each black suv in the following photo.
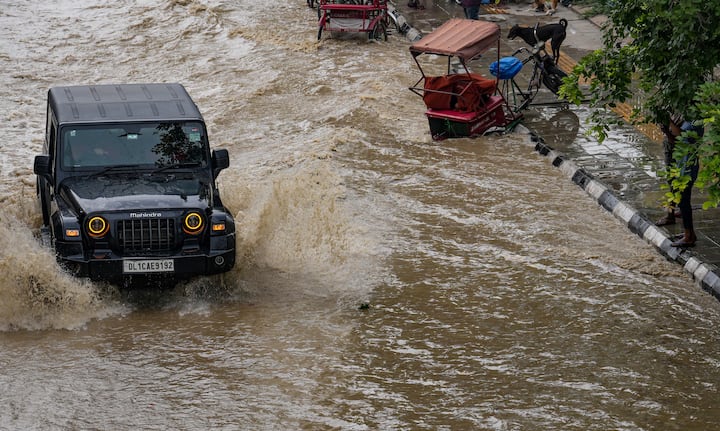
[33,83,236,284]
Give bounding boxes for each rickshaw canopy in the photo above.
[409,18,501,62]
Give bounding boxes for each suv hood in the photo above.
[59,175,211,215]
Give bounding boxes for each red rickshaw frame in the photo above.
[317,0,389,41]
[409,19,521,140]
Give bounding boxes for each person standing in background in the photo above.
[671,119,704,248]
[461,0,483,19]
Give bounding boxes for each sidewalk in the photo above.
[393,0,720,297]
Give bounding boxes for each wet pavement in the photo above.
[392,0,720,297]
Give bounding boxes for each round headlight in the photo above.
[183,212,204,234]
[87,216,109,238]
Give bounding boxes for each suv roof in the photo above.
[49,83,203,125]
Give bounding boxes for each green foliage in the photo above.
[693,82,720,209]
[562,0,720,209]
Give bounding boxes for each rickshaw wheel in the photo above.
[317,26,323,41]
[369,21,387,41]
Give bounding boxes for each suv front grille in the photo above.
[118,218,175,252]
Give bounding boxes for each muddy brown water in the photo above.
[1,1,719,430]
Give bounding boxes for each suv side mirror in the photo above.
[211,149,230,179]
[34,155,54,186]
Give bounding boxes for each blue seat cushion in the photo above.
[489,56,523,80]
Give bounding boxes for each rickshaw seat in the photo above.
[423,73,497,112]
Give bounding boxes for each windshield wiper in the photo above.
[151,162,203,174]
[86,164,143,178]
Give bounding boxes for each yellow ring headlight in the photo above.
[183,212,204,234]
[87,216,109,238]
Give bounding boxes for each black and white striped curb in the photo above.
[527,130,720,298]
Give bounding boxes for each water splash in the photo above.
[0,192,126,331]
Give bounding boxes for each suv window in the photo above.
[48,117,57,175]
[61,121,208,170]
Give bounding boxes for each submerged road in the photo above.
[0,1,719,429]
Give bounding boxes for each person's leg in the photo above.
[656,182,677,225]
[468,5,479,19]
[671,164,699,247]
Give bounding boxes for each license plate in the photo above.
[123,259,174,274]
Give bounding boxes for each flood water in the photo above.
[1,1,720,430]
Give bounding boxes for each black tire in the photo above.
[522,68,542,107]
[40,226,52,248]
[317,25,323,41]
[369,20,387,41]
[38,178,51,226]
[542,68,567,95]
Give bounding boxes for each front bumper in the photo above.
[59,249,236,282]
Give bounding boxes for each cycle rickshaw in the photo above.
[409,19,520,140]
[317,0,390,41]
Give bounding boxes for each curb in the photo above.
[524,127,720,298]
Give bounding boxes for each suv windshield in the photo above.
[61,121,208,170]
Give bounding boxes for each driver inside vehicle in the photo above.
[64,137,113,167]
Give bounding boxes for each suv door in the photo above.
[38,109,57,226]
